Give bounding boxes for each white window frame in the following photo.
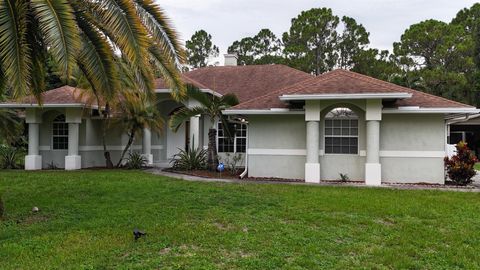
[217,122,247,153]
[324,108,359,155]
[52,114,69,150]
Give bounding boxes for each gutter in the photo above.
[240,122,249,179]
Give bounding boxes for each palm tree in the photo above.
[0,0,185,100]
[114,92,164,167]
[169,86,239,171]
[0,0,186,167]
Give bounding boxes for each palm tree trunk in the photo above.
[207,128,218,171]
[102,103,114,169]
[116,129,136,168]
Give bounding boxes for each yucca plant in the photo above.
[125,152,147,169]
[0,145,20,169]
[170,145,207,171]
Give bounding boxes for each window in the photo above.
[217,122,247,153]
[324,108,358,154]
[52,114,68,150]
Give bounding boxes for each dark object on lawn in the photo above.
[133,228,146,240]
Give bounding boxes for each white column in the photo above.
[365,100,382,186]
[25,109,42,170]
[142,128,153,165]
[25,122,42,170]
[65,108,82,170]
[189,115,200,150]
[305,101,321,183]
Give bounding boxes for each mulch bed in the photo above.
[162,168,479,190]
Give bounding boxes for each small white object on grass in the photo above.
[32,207,39,213]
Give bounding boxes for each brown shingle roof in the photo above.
[233,69,473,109]
[17,85,95,106]
[154,74,208,89]
[180,65,313,103]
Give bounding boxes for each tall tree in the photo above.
[283,8,339,75]
[169,86,239,171]
[393,19,475,103]
[351,49,399,81]
[228,37,255,65]
[185,30,219,68]
[228,29,283,65]
[337,16,370,69]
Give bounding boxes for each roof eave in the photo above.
[155,88,223,97]
[279,93,413,101]
[0,103,96,109]
[223,109,303,115]
[383,107,480,114]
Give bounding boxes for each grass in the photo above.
[1,171,480,269]
[475,162,480,171]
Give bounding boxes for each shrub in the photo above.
[125,152,147,169]
[444,141,478,185]
[339,173,350,182]
[170,147,207,171]
[221,153,243,175]
[0,145,21,169]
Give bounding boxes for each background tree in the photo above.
[337,16,370,69]
[169,87,239,171]
[351,49,400,81]
[283,8,339,75]
[228,29,284,65]
[186,30,219,68]
[393,19,474,103]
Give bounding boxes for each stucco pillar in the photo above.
[365,100,382,186]
[25,109,42,170]
[189,115,200,150]
[65,108,82,170]
[305,100,321,183]
[142,128,153,165]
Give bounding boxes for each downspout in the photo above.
[240,122,248,179]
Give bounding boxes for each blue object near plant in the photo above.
[217,162,225,172]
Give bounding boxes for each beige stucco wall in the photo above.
[247,112,446,184]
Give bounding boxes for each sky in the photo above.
[159,0,478,64]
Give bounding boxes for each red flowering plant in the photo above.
[444,141,478,185]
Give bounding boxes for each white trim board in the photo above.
[247,148,444,158]
[280,93,412,101]
[379,150,445,158]
[38,145,164,152]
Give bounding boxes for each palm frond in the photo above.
[91,0,148,66]
[185,86,213,107]
[220,93,240,107]
[169,106,206,132]
[75,13,119,100]
[31,0,80,79]
[133,0,185,67]
[0,0,30,98]
[149,45,185,100]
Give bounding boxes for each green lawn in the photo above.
[1,171,480,269]
[475,162,480,171]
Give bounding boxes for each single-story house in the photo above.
[1,54,478,186]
